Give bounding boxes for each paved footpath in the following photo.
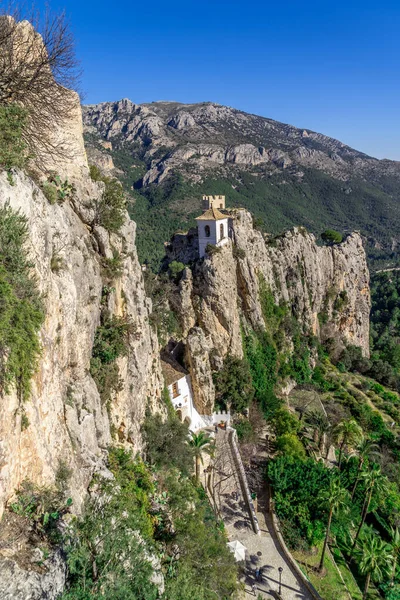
[212,430,313,600]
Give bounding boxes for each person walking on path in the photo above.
[251,583,257,596]
[255,567,260,581]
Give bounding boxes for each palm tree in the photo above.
[351,465,389,553]
[334,419,363,469]
[189,431,213,483]
[351,438,380,500]
[318,477,350,572]
[304,410,331,454]
[357,529,393,600]
[390,526,400,586]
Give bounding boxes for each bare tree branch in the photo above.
[0,3,82,170]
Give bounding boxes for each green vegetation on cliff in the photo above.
[370,270,400,374]
[90,313,132,406]
[0,203,44,400]
[61,438,239,600]
[0,104,28,172]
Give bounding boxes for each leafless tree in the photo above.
[0,3,81,169]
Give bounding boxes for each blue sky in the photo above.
[34,0,400,159]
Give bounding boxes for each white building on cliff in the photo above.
[161,353,207,432]
[195,195,230,258]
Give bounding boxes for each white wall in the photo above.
[167,375,206,432]
[197,218,229,258]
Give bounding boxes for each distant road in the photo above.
[375,267,400,273]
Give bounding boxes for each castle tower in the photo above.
[196,196,229,258]
[202,194,225,210]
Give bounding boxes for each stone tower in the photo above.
[202,195,226,210]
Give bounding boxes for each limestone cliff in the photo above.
[166,209,370,413]
[0,170,163,519]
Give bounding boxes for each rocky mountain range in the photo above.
[83,99,400,270]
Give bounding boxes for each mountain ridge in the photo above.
[83,98,400,270]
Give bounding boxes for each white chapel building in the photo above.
[161,352,207,432]
[195,195,230,258]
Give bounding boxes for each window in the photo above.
[172,382,179,398]
[220,223,224,239]
[205,225,211,237]
[220,204,223,208]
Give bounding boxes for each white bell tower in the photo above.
[195,195,229,258]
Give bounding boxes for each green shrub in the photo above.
[142,412,193,476]
[213,354,254,412]
[168,260,186,280]
[205,243,221,256]
[252,216,264,231]
[259,275,287,333]
[232,245,246,260]
[101,250,124,280]
[41,182,58,204]
[89,164,102,181]
[92,174,126,234]
[55,460,72,493]
[318,310,328,324]
[61,445,239,600]
[61,450,158,600]
[10,480,72,543]
[50,253,64,273]
[47,173,75,202]
[21,410,29,430]
[321,229,343,245]
[90,316,132,404]
[0,203,44,400]
[0,104,28,171]
[333,290,348,312]
[271,408,300,436]
[244,328,282,419]
[267,456,331,547]
[234,418,255,442]
[41,174,75,205]
[275,433,306,459]
[144,270,182,345]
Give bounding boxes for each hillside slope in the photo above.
[83,99,400,270]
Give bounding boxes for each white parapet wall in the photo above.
[212,411,231,426]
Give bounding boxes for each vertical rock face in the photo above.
[169,209,370,413]
[0,171,163,518]
[232,210,370,353]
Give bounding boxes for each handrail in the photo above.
[227,427,261,535]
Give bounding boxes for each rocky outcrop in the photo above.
[0,170,163,519]
[167,209,370,413]
[0,511,66,600]
[86,145,115,173]
[3,17,88,179]
[232,210,370,353]
[0,549,66,600]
